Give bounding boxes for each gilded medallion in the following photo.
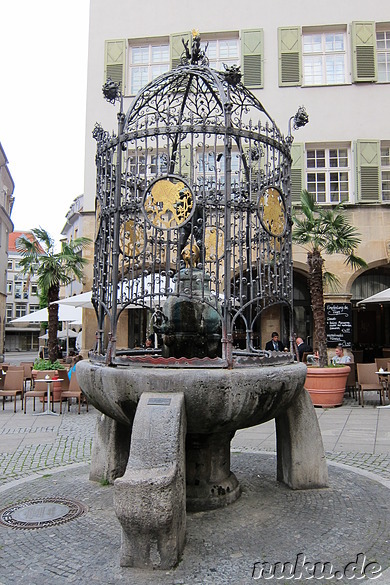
[143,176,194,230]
[258,187,286,237]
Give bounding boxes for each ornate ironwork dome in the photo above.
[92,35,294,366]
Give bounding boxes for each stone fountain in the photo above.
[77,33,328,570]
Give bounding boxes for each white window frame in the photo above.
[302,28,348,86]
[305,144,351,204]
[6,304,13,323]
[15,304,27,319]
[6,281,12,295]
[377,28,390,82]
[381,142,390,201]
[128,41,169,95]
[200,35,240,71]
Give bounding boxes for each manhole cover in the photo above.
[0,497,87,529]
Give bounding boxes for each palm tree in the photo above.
[292,191,367,367]
[17,228,90,362]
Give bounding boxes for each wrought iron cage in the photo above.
[92,38,295,366]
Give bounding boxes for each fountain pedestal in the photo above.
[78,361,328,569]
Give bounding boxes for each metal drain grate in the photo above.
[0,497,87,529]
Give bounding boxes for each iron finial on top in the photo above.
[181,30,209,66]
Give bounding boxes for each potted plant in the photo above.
[292,191,367,406]
[32,358,66,403]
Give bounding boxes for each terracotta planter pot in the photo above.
[304,365,350,407]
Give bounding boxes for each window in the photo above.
[196,151,240,188]
[14,281,22,299]
[31,283,38,296]
[306,146,350,203]
[7,260,12,270]
[129,43,169,95]
[15,304,27,319]
[377,30,390,82]
[303,32,347,85]
[150,154,168,175]
[7,281,12,295]
[6,305,13,323]
[381,144,390,201]
[201,38,239,71]
[29,304,40,314]
[127,153,168,177]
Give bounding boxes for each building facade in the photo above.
[83,0,390,354]
[0,144,15,359]
[60,194,85,298]
[5,232,41,352]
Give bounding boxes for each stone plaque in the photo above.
[148,397,172,406]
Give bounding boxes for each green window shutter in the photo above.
[351,22,377,83]
[278,27,301,87]
[104,40,126,90]
[290,143,304,203]
[174,144,191,179]
[241,29,264,89]
[170,32,192,69]
[356,140,380,202]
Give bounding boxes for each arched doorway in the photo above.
[351,265,390,355]
[293,271,312,346]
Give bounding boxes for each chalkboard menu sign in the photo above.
[325,303,352,347]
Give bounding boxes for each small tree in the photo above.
[17,228,90,362]
[292,191,367,367]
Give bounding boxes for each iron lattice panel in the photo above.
[92,62,293,363]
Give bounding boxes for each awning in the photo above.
[10,305,83,323]
[357,287,390,306]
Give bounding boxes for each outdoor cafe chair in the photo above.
[0,369,24,413]
[375,358,389,371]
[356,363,385,407]
[60,371,88,415]
[20,362,34,390]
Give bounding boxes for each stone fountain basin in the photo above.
[77,361,307,434]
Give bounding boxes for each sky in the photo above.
[0,1,90,246]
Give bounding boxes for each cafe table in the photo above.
[34,377,62,416]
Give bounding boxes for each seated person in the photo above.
[296,337,313,361]
[332,344,351,365]
[68,355,83,380]
[265,332,286,352]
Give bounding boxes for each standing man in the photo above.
[265,332,286,352]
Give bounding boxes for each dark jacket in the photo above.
[265,339,286,352]
[297,341,313,361]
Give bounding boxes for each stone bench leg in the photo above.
[114,392,187,569]
[275,387,329,489]
[89,413,132,484]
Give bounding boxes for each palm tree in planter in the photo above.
[292,191,367,368]
[17,228,90,363]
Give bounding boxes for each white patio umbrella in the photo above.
[54,291,93,309]
[10,305,83,323]
[39,330,78,340]
[357,287,390,306]
[11,305,83,357]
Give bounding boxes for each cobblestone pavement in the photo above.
[0,402,96,488]
[0,391,389,584]
[0,454,389,585]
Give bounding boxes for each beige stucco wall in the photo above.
[293,206,390,295]
[82,0,390,350]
